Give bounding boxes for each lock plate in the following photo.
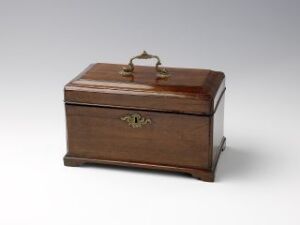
[120,113,151,128]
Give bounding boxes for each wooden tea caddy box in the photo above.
[64,51,226,182]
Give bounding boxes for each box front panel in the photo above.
[66,105,210,169]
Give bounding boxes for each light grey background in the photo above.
[0,1,299,225]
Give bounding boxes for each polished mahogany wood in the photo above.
[64,137,225,183]
[64,63,226,182]
[65,63,225,115]
[66,105,211,169]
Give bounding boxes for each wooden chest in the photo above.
[63,51,226,182]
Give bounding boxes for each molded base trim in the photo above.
[64,137,226,182]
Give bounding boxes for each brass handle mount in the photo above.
[119,51,170,78]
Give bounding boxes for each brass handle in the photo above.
[119,50,170,78]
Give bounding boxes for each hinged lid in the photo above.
[65,52,225,115]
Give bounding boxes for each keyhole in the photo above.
[134,117,138,123]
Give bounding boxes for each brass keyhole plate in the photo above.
[120,113,151,128]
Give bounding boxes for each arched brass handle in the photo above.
[119,51,170,78]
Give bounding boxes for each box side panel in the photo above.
[65,105,210,170]
[212,94,225,166]
[213,79,225,111]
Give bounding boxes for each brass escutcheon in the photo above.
[120,113,151,128]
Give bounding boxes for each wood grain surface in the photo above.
[64,63,226,182]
